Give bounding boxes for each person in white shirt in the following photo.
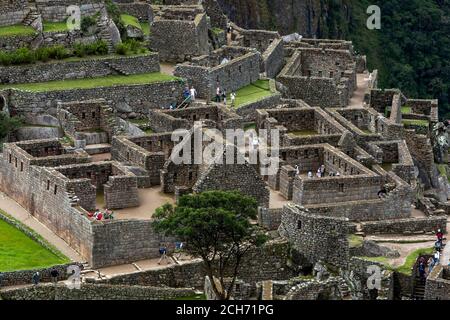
[230,92,236,107]
[190,86,197,101]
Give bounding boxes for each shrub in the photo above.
[10,47,35,65]
[81,14,99,34]
[47,45,69,60]
[115,42,129,55]
[115,39,146,55]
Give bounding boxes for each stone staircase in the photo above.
[412,275,426,300]
[97,17,116,53]
[23,1,43,32]
[104,61,130,76]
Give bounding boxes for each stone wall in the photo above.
[0,0,28,26]
[2,79,184,121]
[35,0,104,22]
[0,262,82,287]
[360,215,447,235]
[95,240,295,289]
[0,283,196,300]
[278,204,351,267]
[424,265,450,300]
[277,48,357,108]
[150,8,209,62]
[257,207,283,231]
[0,53,160,84]
[262,38,285,78]
[193,161,270,207]
[174,46,261,99]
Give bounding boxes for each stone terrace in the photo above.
[256,106,348,147]
[277,44,357,107]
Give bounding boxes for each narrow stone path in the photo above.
[0,191,82,262]
[348,73,369,108]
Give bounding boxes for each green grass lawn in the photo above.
[225,80,275,108]
[290,129,318,136]
[121,14,142,30]
[402,119,429,127]
[380,162,394,172]
[144,128,154,135]
[395,247,434,275]
[0,72,179,92]
[0,24,37,37]
[358,246,435,275]
[0,217,68,272]
[140,22,150,36]
[401,105,412,114]
[43,21,68,33]
[348,234,364,248]
[244,123,256,131]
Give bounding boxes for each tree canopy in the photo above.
[153,190,267,300]
[0,113,21,142]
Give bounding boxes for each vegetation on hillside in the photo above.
[220,0,450,118]
[0,113,22,143]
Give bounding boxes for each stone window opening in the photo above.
[189,171,193,181]
[338,183,344,192]
[15,157,17,168]
[127,152,130,161]
[47,180,50,190]
[239,66,242,73]
[82,112,86,119]
[92,111,96,118]
[8,153,12,163]
[54,185,58,195]
[297,220,302,229]
[20,162,23,172]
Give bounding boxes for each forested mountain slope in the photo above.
[218,0,450,118]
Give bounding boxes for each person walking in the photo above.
[32,272,40,286]
[230,92,236,107]
[434,250,440,265]
[222,89,227,105]
[50,268,59,284]
[190,86,197,101]
[436,229,444,246]
[215,86,221,102]
[158,244,169,265]
[427,256,435,274]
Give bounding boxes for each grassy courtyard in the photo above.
[0,72,180,92]
[402,119,429,127]
[0,24,36,37]
[43,21,69,33]
[226,80,275,108]
[0,215,69,272]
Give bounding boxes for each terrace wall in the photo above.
[0,53,160,84]
[1,79,184,121]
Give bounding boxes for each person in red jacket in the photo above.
[437,229,444,242]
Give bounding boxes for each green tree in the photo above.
[0,113,21,142]
[153,191,267,300]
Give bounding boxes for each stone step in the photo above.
[85,143,111,155]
